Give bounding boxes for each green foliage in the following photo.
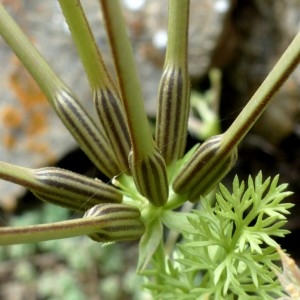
[144,172,293,299]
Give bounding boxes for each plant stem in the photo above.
[0,161,123,211]
[0,217,106,245]
[173,32,300,200]
[57,0,116,91]
[221,32,300,154]
[155,0,190,164]
[100,0,169,206]
[164,0,189,64]
[0,202,145,245]
[0,4,122,177]
[100,0,154,157]
[0,161,35,187]
[58,0,131,172]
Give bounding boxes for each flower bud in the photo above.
[94,88,131,172]
[173,134,237,201]
[129,148,169,207]
[83,203,145,242]
[54,89,120,178]
[33,167,122,211]
[0,162,123,212]
[156,66,190,164]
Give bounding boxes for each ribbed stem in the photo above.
[0,203,144,245]
[156,0,190,164]
[94,88,131,172]
[0,161,122,211]
[172,135,237,201]
[58,0,131,171]
[100,0,154,156]
[128,148,169,207]
[84,203,145,242]
[173,32,300,200]
[100,0,169,205]
[220,32,300,156]
[53,89,120,177]
[0,4,120,178]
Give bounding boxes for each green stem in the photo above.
[164,0,189,65]
[100,0,168,206]
[0,161,36,188]
[58,0,131,172]
[0,4,122,177]
[0,161,123,211]
[173,33,300,200]
[155,0,190,164]
[221,32,300,154]
[57,0,116,91]
[0,217,115,245]
[0,202,145,245]
[100,0,154,157]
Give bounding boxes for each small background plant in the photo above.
[142,173,293,299]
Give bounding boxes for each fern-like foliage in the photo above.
[145,172,293,299]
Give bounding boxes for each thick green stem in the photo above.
[100,0,169,206]
[155,0,190,164]
[0,4,122,177]
[100,0,154,156]
[0,161,34,187]
[173,33,300,200]
[0,161,122,211]
[0,203,145,245]
[164,0,189,64]
[57,0,115,91]
[58,0,131,172]
[221,32,300,154]
[0,217,109,245]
